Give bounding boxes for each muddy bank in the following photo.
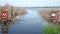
[40,7,60,25]
[0,4,27,22]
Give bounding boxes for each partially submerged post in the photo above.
[1,9,8,33]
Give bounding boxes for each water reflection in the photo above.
[2,8,48,34]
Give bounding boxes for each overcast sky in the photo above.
[0,0,60,7]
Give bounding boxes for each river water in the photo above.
[0,8,48,34]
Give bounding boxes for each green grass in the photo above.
[43,25,59,34]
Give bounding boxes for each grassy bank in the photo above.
[42,25,60,34]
